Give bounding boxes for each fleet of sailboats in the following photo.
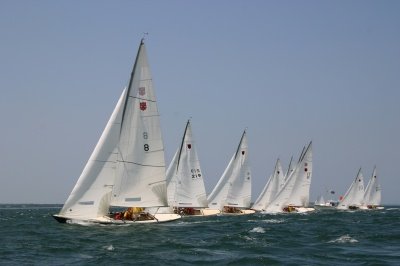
[54,38,384,225]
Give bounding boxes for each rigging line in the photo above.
[117,160,165,168]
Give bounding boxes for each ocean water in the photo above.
[0,205,399,265]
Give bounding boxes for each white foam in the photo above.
[104,245,115,251]
[249,227,265,233]
[328,234,358,244]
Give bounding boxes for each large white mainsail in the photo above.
[57,89,126,220]
[111,40,167,208]
[166,120,208,208]
[264,142,313,213]
[207,130,252,211]
[252,159,284,211]
[362,166,382,208]
[337,168,365,210]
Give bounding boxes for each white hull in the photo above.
[203,208,255,216]
[53,213,181,224]
[359,206,384,210]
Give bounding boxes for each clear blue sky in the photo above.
[0,0,399,204]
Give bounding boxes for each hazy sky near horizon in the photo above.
[0,1,399,204]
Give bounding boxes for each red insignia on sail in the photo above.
[139,87,146,96]
[140,102,147,111]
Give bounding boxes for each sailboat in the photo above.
[165,120,219,216]
[361,166,383,210]
[314,190,338,209]
[252,159,285,211]
[263,142,314,213]
[206,130,255,215]
[337,168,365,210]
[53,39,181,224]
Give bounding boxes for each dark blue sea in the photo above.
[0,204,399,265]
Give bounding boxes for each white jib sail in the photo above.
[59,88,126,220]
[111,40,167,207]
[166,120,208,208]
[337,168,365,209]
[207,130,252,210]
[363,167,381,206]
[252,159,284,211]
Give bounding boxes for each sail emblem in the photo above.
[140,102,147,111]
[242,151,245,155]
[139,87,146,96]
[187,144,192,149]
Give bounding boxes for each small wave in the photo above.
[387,208,398,211]
[104,245,115,251]
[249,227,265,233]
[242,235,256,241]
[328,234,358,244]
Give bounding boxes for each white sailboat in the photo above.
[263,142,314,213]
[314,190,338,209]
[165,120,219,216]
[314,195,326,206]
[361,166,383,210]
[252,159,284,211]
[206,130,255,215]
[337,168,365,210]
[53,39,181,224]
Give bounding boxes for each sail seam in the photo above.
[117,160,165,168]
[129,96,157,102]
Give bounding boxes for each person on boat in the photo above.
[114,212,123,220]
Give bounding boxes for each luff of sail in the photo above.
[207,130,252,210]
[111,40,167,207]
[58,89,126,220]
[166,120,208,208]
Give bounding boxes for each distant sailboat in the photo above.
[53,39,181,224]
[263,142,314,213]
[337,168,365,210]
[165,120,219,216]
[361,166,383,210]
[206,130,255,215]
[314,189,338,209]
[314,195,326,206]
[252,159,284,211]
